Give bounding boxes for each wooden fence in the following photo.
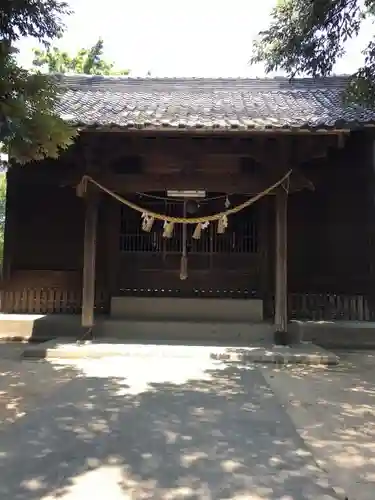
[265,293,373,322]
[0,288,373,321]
[287,293,372,321]
[0,288,109,314]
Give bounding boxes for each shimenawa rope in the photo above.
[77,170,292,223]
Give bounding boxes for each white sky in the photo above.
[16,0,374,77]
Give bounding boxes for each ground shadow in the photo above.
[262,351,375,499]
[0,343,76,427]
[0,353,339,499]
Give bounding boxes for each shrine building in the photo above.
[2,75,375,344]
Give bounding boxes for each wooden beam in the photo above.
[81,187,98,328]
[80,133,339,165]
[96,171,306,194]
[274,186,289,344]
[81,128,350,137]
[289,169,315,192]
[15,167,312,195]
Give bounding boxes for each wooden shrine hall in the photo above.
[2,75,375,344]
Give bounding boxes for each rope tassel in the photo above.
[192,221,210,240]
[217,215,228,234]
[192,223,202,240]
[179,255,188,280]
[141,213,155,232]
[163,221,174,238]
[76,177,88,198]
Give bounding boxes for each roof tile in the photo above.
[55,75,375,131]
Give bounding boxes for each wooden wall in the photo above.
[287,131,371,294]
[13,184,83,270]
[3,170,110,293]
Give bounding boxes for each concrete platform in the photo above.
[290,320,375,349]
[3,312,375,350]
[0,314,276,344]
[0,314,86,341]
[23,339,339,365]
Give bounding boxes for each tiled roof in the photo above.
[55,75,375,131]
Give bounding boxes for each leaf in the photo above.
[1,52,77,164]
[32,38,130,76]
[252,0,375,105]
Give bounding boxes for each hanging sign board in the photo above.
[167,190,206,198]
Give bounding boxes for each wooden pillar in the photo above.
[106,197,121,296]
[2,170,14,283]
[81,188,98,328]
[274,186,289,344]
[368,139,375,319]
[259,197,270,299]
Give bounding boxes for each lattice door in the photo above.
[118,195,262,298]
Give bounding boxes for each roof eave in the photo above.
[72,123,360,135]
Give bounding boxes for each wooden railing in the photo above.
[286,293,372,321]
[0,288,109,314]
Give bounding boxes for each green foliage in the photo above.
[32,38,130,75]
[251,0,375,105]
[1,52,76,163]
[0,0,77,164]
[1,0,71,43]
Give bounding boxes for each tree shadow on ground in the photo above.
[0,343,73,427]
[0,355,338,499]
[262,351,375,499]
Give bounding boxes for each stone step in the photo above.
[97,319,274,343]
[22,338,339,365]
[110,296,264,322]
